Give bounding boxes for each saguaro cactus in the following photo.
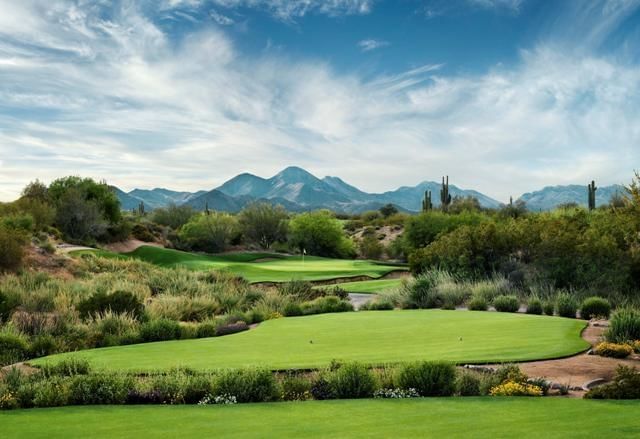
[422,190,433,212]
[588,180,597,211]
[440,176,452,211]
[138,201,145,216]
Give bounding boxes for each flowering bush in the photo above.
[373,388,420,399]
[594,342,633,359]
[489,381,543,397]
[198,393,237,405]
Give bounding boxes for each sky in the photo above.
[0,0,639,202]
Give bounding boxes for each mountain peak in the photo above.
[273,166,318,183]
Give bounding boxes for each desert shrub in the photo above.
[288,210,355,258]
[0,290,20,323]
[360,298,395,311]
[280,374,312,401]
[215,321,249,336]
[555,292,578,318]
[467,296,488,311]
[401,272,442,309]
[90,311,140,347]
[580,297,611,320]
[594,342,633,359]
[32,377,71,407]
[214,368,278,403]
[301,296,353,315]
[327,363,377,399]
[10,311,66,336]
[493,295,519,313]
[527,377,551,396]
[78,290,144,320]
[543,299,555,316]
[0,385,18,410]
[69,373,133,405]
[437,281,468,309]
[282,302,303,317]
[29,335,58,358]
[585,366,640,399]
[526,297,543,315]
[469,278,510,303]
[631,340,640,354]
[0,225,27,272]
[178,212,239,253]
[456,371,481,396]
[196,320,219,338]
[494,364,528,384]
[373,388,420,399]
[139,319,181,342]
[39,358,91,378]
[310,375,334,400]
[277,280,319,301]
[489,381,543,396]
[606,308,640,343]
[146,370,214,404]
[396,361,456,396]
[0,331,30,366]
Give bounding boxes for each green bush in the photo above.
[78,290,144,320]
[526,298,543,315]
[585,366,640,399]
[555,292,578,318]
[580,297,611,320]
[282,302,303,317]
[214,368,278,403]
[215,321,249,336]
[0,331,30,366]
[456,371,481,396]
[493,295,519,313]
[542,299,555,316]
[467,296,488,311]
[301,296,353,315]
[39,358,91,378]
[606,308,640,343]
[396,361,456,396]
[196,321,218,338]
[327,363,377,399]
[69,373,133,405]
[401,272,445,309]
[277,280,318,301]
[29,335,58,358]
[139,319,181,342]
[32,377,71,407]
[360,298,394,311]
[280,374,312,401]
[0,290,20,323]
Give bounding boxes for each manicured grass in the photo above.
[74,246,405,283]
[2,398,638,438]
[33,310,589,372]
[319,278,406,294]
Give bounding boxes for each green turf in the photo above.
[2,398,638,438]
[33,310,589,372]
[75,246,405,283]
[318,278,406,294]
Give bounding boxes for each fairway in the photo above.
[34,310,589,371]
[2,399,638,438]
[320,278,405,294]
[76,246,405,283]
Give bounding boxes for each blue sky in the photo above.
[0,0,639,202]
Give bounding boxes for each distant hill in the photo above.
[114,167,629,214]
[517,184,626,211]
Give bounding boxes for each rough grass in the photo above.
[33,310,589,372]
[73,246,405,283]
[2,399,639,438]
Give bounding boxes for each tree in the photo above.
[238,202,288,249]
[0,225,27,272]
[448,196,481,214]
[359,234,384,260]
[21,179,49,203]
[379,204,398,218]
[49,176,121,224]
[54,188,105,241]
[178,212,238,253]
[289,210,354,258]
[152,204,196,230]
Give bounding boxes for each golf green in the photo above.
[2,399,638,438]
[33,310,589,371]
[75,246,405,283]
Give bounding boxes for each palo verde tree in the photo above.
[289,210,354,258]
[238,202,289,249]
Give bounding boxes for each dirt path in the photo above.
[483,321,639,392]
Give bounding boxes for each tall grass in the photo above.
[606,308,640,343]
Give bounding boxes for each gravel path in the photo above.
[348,293,376,310]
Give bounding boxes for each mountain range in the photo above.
[113,166,626,213]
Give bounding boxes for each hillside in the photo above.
[517,184,626,211]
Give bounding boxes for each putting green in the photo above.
[33,310,589,372]
[2,399,638,438]
[75,246,405,283]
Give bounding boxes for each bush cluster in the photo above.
[493,295,520,313]
[593,342,633,359]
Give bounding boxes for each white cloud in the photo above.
[209,9,235,25]
[0,0,639,203]
[468,0,525,12]
[210,0,374,20]
[357,38,390,52]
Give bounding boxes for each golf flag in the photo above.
[303,248,306,255]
